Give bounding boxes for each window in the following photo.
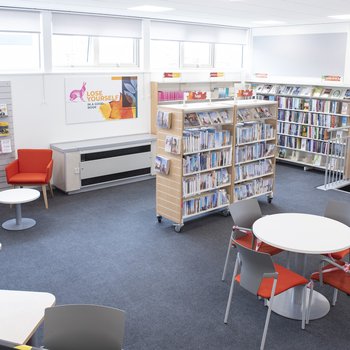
[0,32,40,71]
[52,35,138,68]
[182,42,213,68]
[150,40,179,69]
[215,44,243,70]
[98,37,137,66]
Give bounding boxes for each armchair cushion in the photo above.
[7,172,48,184]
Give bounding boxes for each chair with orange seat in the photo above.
[323,199,350,262]
[224,242,308,350]
[221,198,283,281]
[308,259,350,323]
[5,149,53,209]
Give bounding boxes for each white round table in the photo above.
[0,189,40,230]
[253,213,350,320]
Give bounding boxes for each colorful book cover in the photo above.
[0,104,8,117]
[0,122,9,136]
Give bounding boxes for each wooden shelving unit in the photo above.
[155,99,278,231]
[252,83,350,170]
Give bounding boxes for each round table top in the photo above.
[0,188,40,205]
[253,213,350,254]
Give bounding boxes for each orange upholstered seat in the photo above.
[236,263,308,299]
[311,261,350,295]
[5,149,53,209]
[233,231,283,256]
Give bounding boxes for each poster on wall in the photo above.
[65,76,138,124]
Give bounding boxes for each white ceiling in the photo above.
[2,0,350,28]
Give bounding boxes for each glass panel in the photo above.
[53,35,90,67]
[150,40,179,69]
[215,44,243,70]
[182,42,212,67]
[98,37,136,65]
[0,32,40,71]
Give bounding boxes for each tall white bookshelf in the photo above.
[253,83,350,170]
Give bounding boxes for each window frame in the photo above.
[213,43,244,70]
[180,41,214,69]
[52,34,140,69]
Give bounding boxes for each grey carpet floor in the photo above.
[0,163,349,349]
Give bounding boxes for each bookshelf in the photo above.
[151,81,238,134]
[156,102,233,232]
[228,99,277,203]
[155,100,277,231]
[253,83,350,170]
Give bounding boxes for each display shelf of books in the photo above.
[155,102,234,232]
[151,81,239,134]
[227,99,277,203]
[252,83,350,170]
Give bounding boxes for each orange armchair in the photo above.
[5,149,54,209]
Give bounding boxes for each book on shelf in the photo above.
[341,116,348,126]
[300,86,313,97]
[155,155,170,175]
[341,102,350,115]
[331,89,344,99]
[262,84,273,94]
[278,148,287,158]
[0,122,9,136]
[292,86,301,95]
[157,110,172,129]
[208,111,223,124]
[184,113,201,127]
[269,85,278,94]
[0,138,11,153]
[0,104,8,117]
[235,159,273,182]
[165,135,181,155]
[197,112,212,126]
[312,87,323,97]
[234,177,273,201]
[321,88,332,98]
[219,110,232,123]
[256,85,264,93]
[183,189,229,216]
[313,154,322,166]
[182,168,230,197]
[343,89,350,100]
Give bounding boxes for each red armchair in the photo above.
[5,149,54,209]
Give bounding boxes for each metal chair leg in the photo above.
[332,289,338,306]
[260,279,277,350]
[306,282,314,324]
[301,285,307,329]
[224,254,240,323]
[222,232,233,281]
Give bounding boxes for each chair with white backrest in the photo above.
[323,199,350,262]
[222,198,283,281]
[43,304,125,350]
[224,242,308,350]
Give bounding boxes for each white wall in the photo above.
[3,72,151,149]
[249,22,350,85]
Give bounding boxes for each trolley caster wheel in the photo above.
[267,197,273,204]
[157,215,162,223]
[221,209,230,217]
[174,224,183,233]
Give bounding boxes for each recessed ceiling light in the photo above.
[127,5,174,12]
[329,14,350,19]
[253,20,286,25]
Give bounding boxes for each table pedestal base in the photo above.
[2,218,36,231]
[271,285,330,320]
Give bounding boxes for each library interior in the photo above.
[0,1,350,349]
